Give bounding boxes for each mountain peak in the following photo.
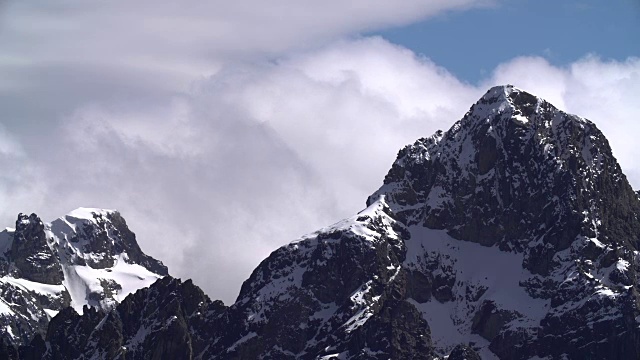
[474,84,531,113]
[479,84,517,102]
[370,85,639,259]
[469,84,592,132]
[0,208,167,347]
[477,84,536,107]
[64,207,117,222]
[469,84,549,127]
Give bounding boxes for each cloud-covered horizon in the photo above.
[1,0,638,304]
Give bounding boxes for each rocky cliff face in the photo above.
[19,277,220,360]
[218,199,436,359]
[4,85,640,360]
[368,85,640,359]
[0,208,167,350]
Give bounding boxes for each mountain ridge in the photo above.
[3,85,640,359]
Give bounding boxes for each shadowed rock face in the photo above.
[20,277,218,360]
[448,344,482,360]
[221,201,434,360]
[368,85,640,359]
[105,212,168,276]
[6,86,640,360]
[10,214,64,285]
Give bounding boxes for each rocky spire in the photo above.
[10,213,63,284]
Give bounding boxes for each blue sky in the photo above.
[373,0,640,82]
[0,0,638,303]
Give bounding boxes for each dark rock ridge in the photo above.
[4,85,640,359]
[19,277,219,360]
[0,208,167,350]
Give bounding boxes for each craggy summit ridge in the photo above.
[4,86,640,360]
[370,85,639,256]
[0,208,167,350]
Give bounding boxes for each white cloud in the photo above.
[0,0,637,304]
[565,56,640,182]
[0,35,483,302]
[198,37,480,209]
[0,0,489,87]
[0,125,24,157]
[18,88,344,303]
[0,126,48,227]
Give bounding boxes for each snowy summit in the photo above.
[0,208,167,347]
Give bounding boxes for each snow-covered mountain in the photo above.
[365,85,640,359]
[0,208,167,351]
[5,85,640,359]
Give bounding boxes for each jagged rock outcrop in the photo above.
[19,277,221,360]
[10,214,64,285]
[216,200,435,359]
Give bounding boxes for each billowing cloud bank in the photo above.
[1,1,637,303]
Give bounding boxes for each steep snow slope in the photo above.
[403,226,550,358]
